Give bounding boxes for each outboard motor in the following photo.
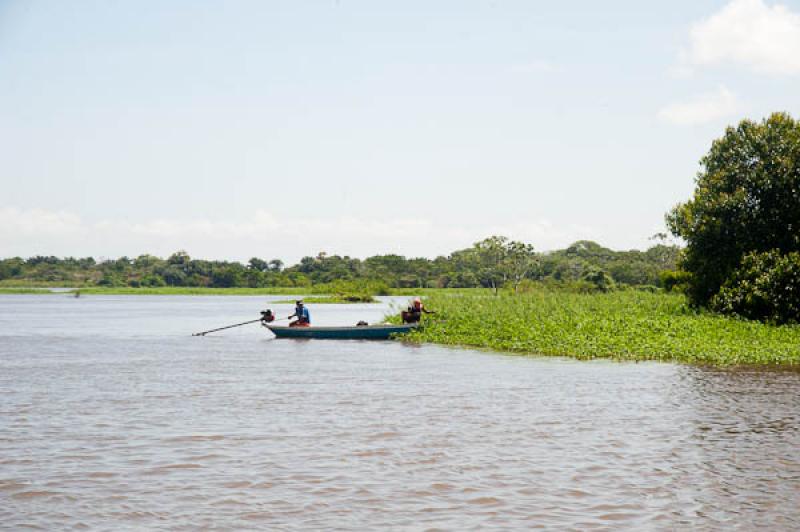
[260,309,275,323]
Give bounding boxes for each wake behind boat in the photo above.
[264,323,417,340]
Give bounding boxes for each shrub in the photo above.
[632,285,659,293]
[582,268,616,292]
[141,274,166,287]
[317,279,390,296]
[660,270,691,293]
[97,273,124,287]
[711,250,800,324]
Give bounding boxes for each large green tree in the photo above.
[454,236,538,293]
[667,113,800,306]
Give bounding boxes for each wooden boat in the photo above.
[264,323,417,340]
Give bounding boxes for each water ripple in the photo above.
[1,296,799,529]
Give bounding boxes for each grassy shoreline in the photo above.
[0,286,317,295]
[0,285,380,301]
[403,291,800,366]
[0,286,487,296]
[0,287,55,294]
[272,295,377,304]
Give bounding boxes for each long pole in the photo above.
[192,316,289,336]
[192,318,263,336]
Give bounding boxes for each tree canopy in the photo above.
[667,112,800,321]
[0,239,677,291]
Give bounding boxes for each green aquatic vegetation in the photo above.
[0,287,54,294]
[400,291,800,366]
[0,283,490,297]
[67,286,381,298]
[389,287,491,296]
[273,294,376,304]
[0,280,67,288]
[64,286,314,295]
[313,280,390,297]
[57,281,393,296]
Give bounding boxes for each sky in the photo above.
[1,0,798,263]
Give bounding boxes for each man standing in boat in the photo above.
[288,300,311,327]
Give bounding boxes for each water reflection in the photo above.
[1,295,799,529]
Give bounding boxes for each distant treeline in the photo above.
[0,238,679,291]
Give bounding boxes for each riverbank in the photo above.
[0,286,377,302]
[73,287,311,295]
[273,295,377,304]
[0,287,54,294]
[0,286,308,295]
[404,291,800,366]
[0,286,485,296]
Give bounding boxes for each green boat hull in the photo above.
[264,323,417,340]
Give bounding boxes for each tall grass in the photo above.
[0,287,54,294]
[403,291,800,366]
[272,295,377,304]
[0,280,69,288]
[21,281,392,296]
[65,286,314,295]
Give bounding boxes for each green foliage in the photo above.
[667,112,800,306]
[248,257,269,272]
[0,287,53,294]
[541,242,678,287]
[437,271,479,288]
[210,264,246,288]
[66,287,315,295]
[512,278,609,294]
[273,295,376,304]
[0,237,679,291]
[447,236,539,293]
[296,252,360,283]
[399,291,800,366]
[141,273,166,287]
[471,236,511,292]
[97,272,125,287]
[710,250,800,324]
[313,279,389,302]
[660,270,691,293]
[581,267,616,292]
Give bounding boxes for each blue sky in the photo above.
[1,0,798,262]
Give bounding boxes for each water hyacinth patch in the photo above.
[401,291,800,366]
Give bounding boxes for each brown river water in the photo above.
[1,295,799,530]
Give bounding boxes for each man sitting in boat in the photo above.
[401,297,433,324]
[288,300,311,327]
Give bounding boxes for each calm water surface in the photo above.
[1,295,799,530]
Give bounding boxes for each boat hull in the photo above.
[264,323,417,340]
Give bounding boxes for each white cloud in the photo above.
[0,207,83,236]
[0,207,609,262]
[657,86,740,125]
[686,0,800,75]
